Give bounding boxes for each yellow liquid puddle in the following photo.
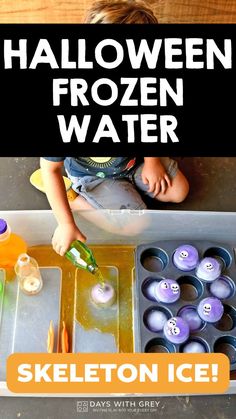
[75,266,119,348]
[22,245,135,353]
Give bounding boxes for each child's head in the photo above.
[84,0,158,24]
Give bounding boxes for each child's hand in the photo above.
[52,222,86,256]
[141,159,171,196]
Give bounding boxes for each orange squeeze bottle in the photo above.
[0,219,27,279]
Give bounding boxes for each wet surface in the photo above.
[29,244,135,353]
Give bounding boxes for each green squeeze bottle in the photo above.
[65,240,104,286]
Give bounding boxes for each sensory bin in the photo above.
[135,240,236,371]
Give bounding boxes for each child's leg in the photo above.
[66,174,147,210]
[153,169,189,203]
[69,194,93,211]
[133,158,189,204]
[67,175,150,236]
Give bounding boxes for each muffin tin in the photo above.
[134,240,236,370]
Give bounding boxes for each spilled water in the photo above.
[27,244,134,352]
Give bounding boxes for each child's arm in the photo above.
[40,158,86,256]
[141,157,171,197]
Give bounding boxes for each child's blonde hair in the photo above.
[84,0,158,24]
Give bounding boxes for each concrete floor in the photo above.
[1,157,236,212]
[0,157,236,419]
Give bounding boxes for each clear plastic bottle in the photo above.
[14,253,43,295]
[0,219,27,277]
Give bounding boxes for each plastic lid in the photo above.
[0,219,7,235]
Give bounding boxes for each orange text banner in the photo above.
[7,353,229,394]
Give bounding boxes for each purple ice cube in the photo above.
[178,306,203,332]
[197,297,224,323]
[154,279,180,303]
[210,277,232,299]
[182,341,207,353]
[173,245,199,271]
[145,310,168,332]
[163,317,190,344]
[195,257,221,282]
[145,280,159,301]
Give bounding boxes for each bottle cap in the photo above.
[88,264,98,274]
[17,253,30,266]
[0,219,8,235]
